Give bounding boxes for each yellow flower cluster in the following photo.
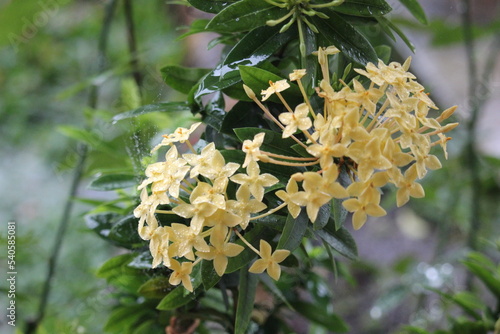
[135,47,457,291]
[242,47,457,230]
[134,124,290,291]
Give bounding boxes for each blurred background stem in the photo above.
[24,1,119,332]
[124,0,142,90]
[461,0,500,289]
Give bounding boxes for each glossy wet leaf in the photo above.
[206,0,288,33]
[128,251,154,269]
[314,220,358,260]
[278,210,309,252]
[201,259,221,290]
[331,0,392,17]
[239,65,302,105]
[161,65,210,94]
[221,101,267,135]
[314,203,331,230]
[312,10,378,65]
[187,0,237,14]
[138,276,173,299]
[194,25,295,100]
[85,212,120,240]
[108,215,144,249]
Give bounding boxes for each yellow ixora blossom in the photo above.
[249,240,290,281]
[261,79,290,101]
[279,103,313,138]
[135,45,458,290]
[245,46,457,229]
[168,259,194,292]
[196,230,244,276]
[151,122,201,153]
[242,132,266,167]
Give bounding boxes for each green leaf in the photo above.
[104,304,152,333]
[375,16,415,52]
[253,214,288,231]
[194,25,295,100]
[235,266,259,334]
[315,221,358,260]
[156,285,193,310]
[398,0,428,25]
[332,0,392,17]
[207,0,288,33]
[277,210,309,252]
[138,277,173,299]
[187,0,237,14]
[451,320,489,334]
[450,291,485,320]
[108,215,144,249]
[201,259,221,290]
[128,251,154,269]
[57,125,117,156]
[462,252,500,298]
[331,197,348,231]
[96,253,136,279]
[202,91,226,132]
[88,173,136,191]
[399,326,432,334]
[161,65,210,94]
[112,102,191,122]
[312,11,378,65]
[314,204,331,230]
[291,301,349,332]
[85,212,121,240]
[121,78,142,110]
[258,274,294,310]
[221,101,267,135]
[177,19,213,39]
[239,65,302,105]
[132,320,165,334]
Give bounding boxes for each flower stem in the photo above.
[261,150,316,161]
[233,229,260,255]
[250,202,287,221]
[266,156,319,167]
